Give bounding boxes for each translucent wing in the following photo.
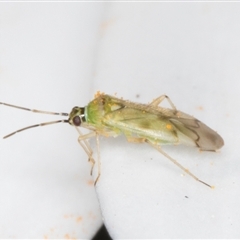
[169,115,224,150]
[88,94,224,151]
[101,98,224,150]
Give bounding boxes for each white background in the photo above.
[0,2,239,239]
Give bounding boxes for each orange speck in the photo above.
[76,216,82,223]
[87,179,94,186]
[64,234,77,240]
[94,91,104,98]
[94,91,100,97]
[196,106,204,111]
[64,234,70,239]
[166,124,172,130]
[100,18,116,35]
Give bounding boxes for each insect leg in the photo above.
[126,136,146,143]
[94,133,101,186]
[74,127,101,185]
[146,140,213,188]
[150,95,177,110]
[75,127,96,173]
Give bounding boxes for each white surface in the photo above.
[0,2,240,239]
[92,3,239,239]
[0,3,104,239]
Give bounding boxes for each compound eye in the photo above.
[73,116,81,126]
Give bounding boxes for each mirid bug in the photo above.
[0,92,224,188]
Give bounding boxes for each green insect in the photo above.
[0,92,224,188]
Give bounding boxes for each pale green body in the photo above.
[83,94,224,151]
[0,94,224,187]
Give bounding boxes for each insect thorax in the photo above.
[86,94,125,126]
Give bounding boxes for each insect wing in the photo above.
[90,95,224,151]
[102,107,195,146]
[101,96,224,150]
[169,114,224,151]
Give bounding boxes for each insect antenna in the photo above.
[0,102,69,139]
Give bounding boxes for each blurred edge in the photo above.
[92,224,112,240]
